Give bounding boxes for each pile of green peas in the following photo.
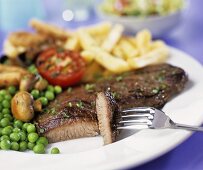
[0,87,60,154]
[31,85,62,107]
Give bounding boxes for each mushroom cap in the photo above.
[11,91,35,122]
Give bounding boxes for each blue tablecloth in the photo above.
[0,1,203,170]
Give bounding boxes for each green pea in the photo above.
[10,132,20,142]
[4,114,13,121]
[51,147,60,154]
[28,142,35,150]
[39,97,48,106]
[2,126,12,135]
[22,123,30,131]
[28,64,38,74]
[28,133,39,143]
[27,124,36,133]
[2,108,10,115]
[31,89,40,99]
[14,120,23,129]
[33,143,45,154]
[54,86,62,94]
[47,85,54,92]
[0,139,11,150]
[45,91,55,101]
[0,118,10,127]
[11,142,19,151]
[13,127,21,133]
[8,86,17,95]
[0,90,7,96]
[36,137,48,147]
[19,131,27,141]
[5,94,12,101]
[19,141,27,151]
[2,100,10,108]
[0,135,9,141]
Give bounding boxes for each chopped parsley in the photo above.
[85,84,95,92]
[160,84,167,89]
[62,112,69,119]
[67,102,72,107]
[47,108,56,115]
[67,87,72,93]
[152,88,159,94]
[116,76,123,82]
[111,92,120,99]
[39,128,45,133]
[76,101,83,108]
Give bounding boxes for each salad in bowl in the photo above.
[98,0,186,37]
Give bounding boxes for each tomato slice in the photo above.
[36,48,86,87]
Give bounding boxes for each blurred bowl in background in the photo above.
[97,3,187,37]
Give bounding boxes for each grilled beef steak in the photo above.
[35,64,188,143]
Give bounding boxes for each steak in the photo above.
[34,64,188,143]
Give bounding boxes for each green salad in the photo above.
[101,0,184,17]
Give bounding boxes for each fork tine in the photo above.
[119,119,152,125]
[122,107,154,114]
[117,125,148,130]
[121,113,153,119]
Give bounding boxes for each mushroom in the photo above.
[11,91,40,122]
[19,74,39,91]
[33,99,42,112]
[34,78,48,91]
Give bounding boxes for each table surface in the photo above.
[0,1,203,170]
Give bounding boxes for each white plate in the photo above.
[1,47,203,170]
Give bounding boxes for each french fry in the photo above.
[118,38,138,59]
[94,35,108,46]
[126,37,137,48]
[77,29,97,50]
[64,35,80,51]
[0,64,28,75]
[89,47,130,73]
[29,19,70,40]
[0,72,22,87]
[84,22,112,35]
[3,40,26,58]
[127,47,169,69]
[80,50,95,63]
[135,29,152,55]
[112,45,125,59]
[150,40,166,50]
[101,24,124,52]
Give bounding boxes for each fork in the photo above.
[117,107,203,132]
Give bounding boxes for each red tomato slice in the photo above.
[36,48,86,87]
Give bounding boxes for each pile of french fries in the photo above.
[3,20,169,82]
[64,22,169,78]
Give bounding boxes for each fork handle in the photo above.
[172,123,203,132]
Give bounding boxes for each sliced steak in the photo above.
[34,63,188,143]
[96,91,120,145]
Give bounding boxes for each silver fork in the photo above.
[118,107,203,132]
